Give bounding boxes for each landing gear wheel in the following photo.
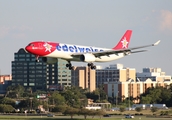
[35,55,40,63]
[66,62,74,70]
[35,59,39,62]
[66,64,69,67]
[88,63,96,69]
[88,63,93,67]
[91,65,96,69]
[69,66,74,70]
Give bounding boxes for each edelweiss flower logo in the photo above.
[121,37,128,48]
[43,43,52,52]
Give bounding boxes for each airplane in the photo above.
[25,30,160,70]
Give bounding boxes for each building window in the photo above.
[29,83,35,86]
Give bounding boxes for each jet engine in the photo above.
[124,51,131,55]
[80,54,96,62]
[42,57,57,64]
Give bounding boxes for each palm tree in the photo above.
[122,95,125,101]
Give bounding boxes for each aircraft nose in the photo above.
[25,46,32,53]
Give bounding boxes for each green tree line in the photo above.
[1,84,172,113]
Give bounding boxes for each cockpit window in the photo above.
[28,43,34,46]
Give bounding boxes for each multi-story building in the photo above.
[104,78,172,103]
[0,75,12,84]
[137,68,171,82]
[12,48,71,91]
[55,59,71,87]
[71,66,96,92]
[0,75,12,94]
[96,64,136,87]
[104,67,172,103]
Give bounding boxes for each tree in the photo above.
[61,88,87,108]
[0,97,16,108]
[78,108,91,119]
[52,105,67,113]
[86,86,107,102]
[0,104,14,113]
[5,85,25,98]
[17,98,40,110]
[17,99,30,109]
[135,107,142,112]
[49,91,66,106]
[151,107,158,114]
[95,110,106,119]
[119,107,125,112]
[64,107,79,119]
[140,96,151,104]
[31,98,40,110]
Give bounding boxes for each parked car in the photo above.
[47,113,54,117]
[125,114,134,118]
[103,114,111,117]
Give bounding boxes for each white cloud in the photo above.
[0,25,32,39]
[159,10,172,31]
[12,33,27,39]
[0,26,10,38]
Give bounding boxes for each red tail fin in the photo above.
[112,30,132,50]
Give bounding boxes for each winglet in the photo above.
[153,40,161,46]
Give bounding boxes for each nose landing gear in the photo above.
[35,55,40,62]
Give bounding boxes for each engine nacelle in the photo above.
[124,51,131,55]
[80,54,96,62]
[42,57,57,64]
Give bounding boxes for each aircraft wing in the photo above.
[71,40,160,57]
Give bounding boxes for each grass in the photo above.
[0,109,172,120]
[0,115,172,120]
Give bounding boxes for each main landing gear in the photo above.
[66,62,96,70]
[88,63,96,69]
[66,62,74,70]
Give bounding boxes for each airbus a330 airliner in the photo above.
[25,30,160,70]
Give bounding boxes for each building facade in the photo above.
[0,75,12,84]
[104,79,172,103]
[96,64,136,87]
[12,48,71,91]
[137,68,171,82]
[0,75,12,94]
[71,66,96,92]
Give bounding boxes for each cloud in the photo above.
[11,33,27,39]
[0,25,32,39]
[159,10,172,31]
[0,26,10,38]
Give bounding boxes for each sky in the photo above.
[0,0,172,75]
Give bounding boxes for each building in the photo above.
[52,59,71,87]
[0,75,12,94]
[103,66,172,103]
[71,66,96,92]
[0,75,12,84]
[12,48,71,91]
[137,68,171,82]
[96,64,136,87]
[104,78,172,103]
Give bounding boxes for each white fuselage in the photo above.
[44,43,128,62]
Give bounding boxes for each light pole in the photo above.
[128,80,132,111]
[29,97,33,111]
[116,91,119,108]
[47,98,49,112]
